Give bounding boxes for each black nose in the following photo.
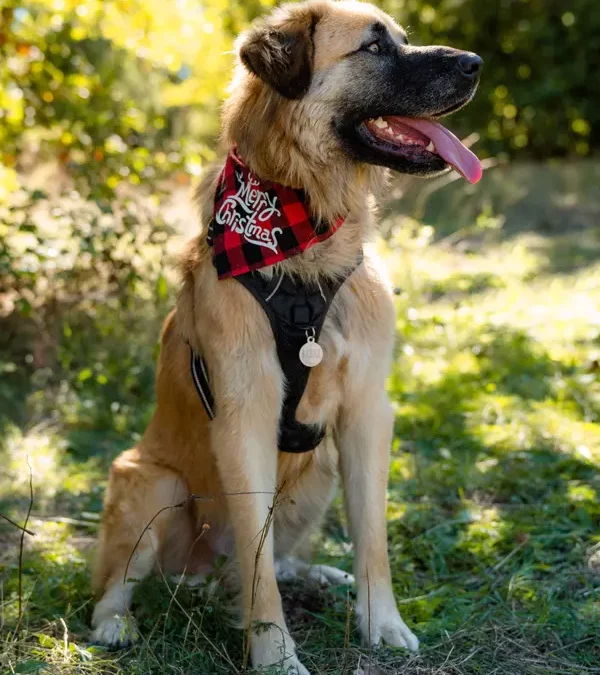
[457,52,483,78]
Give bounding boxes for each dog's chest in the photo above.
[293,266,395,431]
[294,293,368,429]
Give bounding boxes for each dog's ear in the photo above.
[239,11,319,99]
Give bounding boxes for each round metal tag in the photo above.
[299,339,323,367]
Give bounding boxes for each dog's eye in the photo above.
[366,41,380,54]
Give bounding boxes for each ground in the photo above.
[1,164,599,674]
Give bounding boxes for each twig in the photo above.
[0,513,36,537]
[243,483,286,671]
[412,155,501,222]
[434,644,455,674]
[397,587,446,604]
[492,539,528,572]
[15,458,34,636]
[29,515,98,528]
[122,490,276,584]
[119,487,283,672]
[59,617,68,661]
[162,527,209,649]
[151,532,240,673]
[551,636,596,653]
[341,589,352,674]
[123,503,178,584]
[415,517,472,539]
[366,566,372,675]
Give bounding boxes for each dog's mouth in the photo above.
[359,115,482,184]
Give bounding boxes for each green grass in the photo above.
[1,179,600,674]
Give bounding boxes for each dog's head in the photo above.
[230,0,483,185]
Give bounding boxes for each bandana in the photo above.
[207,150,344,279]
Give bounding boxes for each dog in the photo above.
[91,1,482,672]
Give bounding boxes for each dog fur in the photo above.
[91,2,482,672]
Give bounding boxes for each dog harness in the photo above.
[191,150,361,453]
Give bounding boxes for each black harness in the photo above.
[190,258,362,453]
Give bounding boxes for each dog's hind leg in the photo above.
[91,449,192,647]
[274,449,354,587]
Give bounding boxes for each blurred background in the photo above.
[1,1,599,674]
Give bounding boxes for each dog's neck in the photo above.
[216,78,387,280]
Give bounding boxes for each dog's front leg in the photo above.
[337,390,419,652]
[211,360,309,675]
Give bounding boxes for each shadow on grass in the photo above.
[0,315,39,437]
[420,271,506,303]
[525,230,600,277]
[382,324,600,672]
[0,297,166,471]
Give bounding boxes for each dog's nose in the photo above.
[457,52,483,78]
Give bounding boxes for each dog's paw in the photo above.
[274,558,299,582]
[275,557,354,587]
[356,600,418,652]
[377,615,419,651]
[256,654,310,675]
[170,572,206,588]
[251,625,311,675]
[280,655,311,675]
[306,564,354,587]
[90,615,139,648]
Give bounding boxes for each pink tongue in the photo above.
[397,118,483,184]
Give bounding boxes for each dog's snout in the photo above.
[457,52,483,78]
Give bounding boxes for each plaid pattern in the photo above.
[207,150,345,279]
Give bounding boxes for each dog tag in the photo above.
[299,336,323,367]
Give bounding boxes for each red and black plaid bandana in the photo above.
[207,150,344,279]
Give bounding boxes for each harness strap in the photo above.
[190,254,362,452]
[190,351,215,420]
[235,272,336,452]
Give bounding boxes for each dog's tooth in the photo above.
[426,140,435,152]
[373,117,388,129]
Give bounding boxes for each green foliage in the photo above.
[0,1,219,197]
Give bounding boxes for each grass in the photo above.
[1,169,600,674]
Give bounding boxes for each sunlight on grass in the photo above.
[528,404,600,461]
[2,205,600,673]
[456,506,505,560]
[1,426,67,502]
[1,426,107,513]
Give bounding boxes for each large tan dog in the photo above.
[91,1,482,672]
